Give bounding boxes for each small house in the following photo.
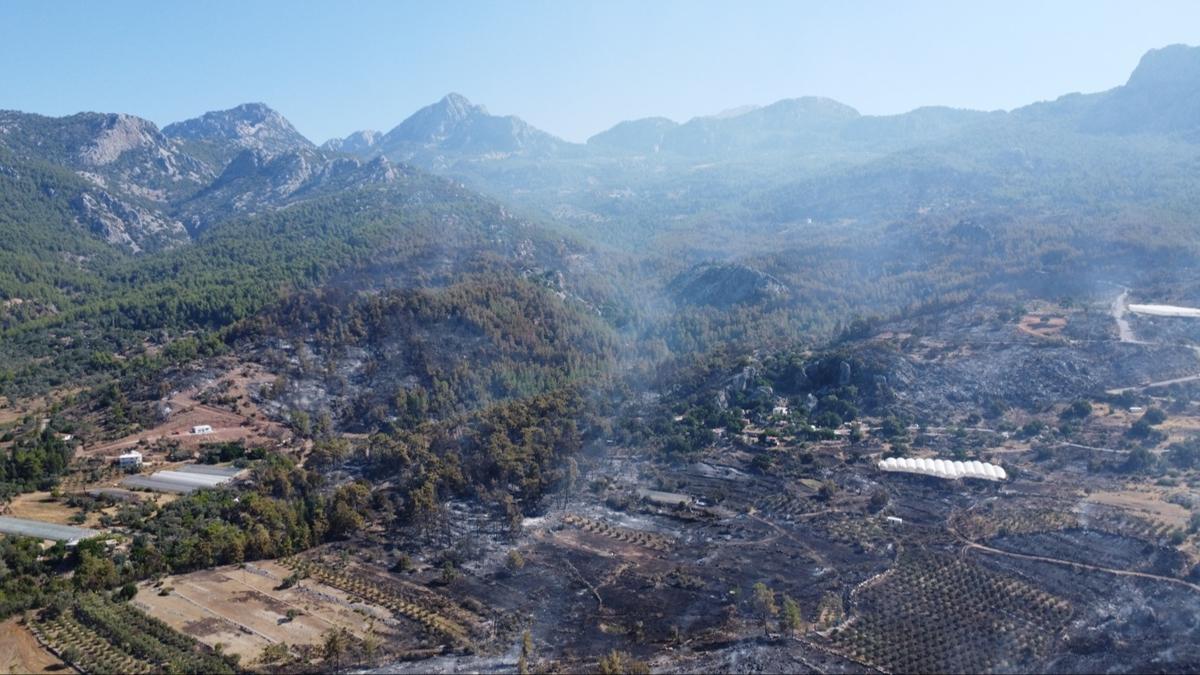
[118,450,143,468]
[191,424,213,435]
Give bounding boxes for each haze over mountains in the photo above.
[2,43,1198,259]
[325,43,1200,156]
[0,42,1196,353]
[1,43,1197,374]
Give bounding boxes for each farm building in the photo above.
[878,457,1007,481]
[122,464,242,494]
[0,516,100,545]
[118,450,143,468]
[191,424,213,435]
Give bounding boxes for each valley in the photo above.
[0,34,1199,675]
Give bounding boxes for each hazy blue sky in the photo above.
[2,1,1197,143]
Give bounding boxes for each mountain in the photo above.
[5,43,1200,356]
[0,104,425,245]
[1,143,613,395]
[585,98,998,161]
[321,129,382,154]
[162,102,314,167]
[1077,44,1200,136]
[329,93,579,168]
[174,150,411,232]
[839,106,998,147]
[661,96,861,157]
[586,117,678,154]
[0,110,206,251]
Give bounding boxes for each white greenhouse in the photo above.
[877,456,1007,481]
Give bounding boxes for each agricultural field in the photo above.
[29,594,238,674]
[134,560,403,664]
[827,551,1073,673]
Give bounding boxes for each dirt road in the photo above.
[960,540,1200,595]
[1110,288,1141,344]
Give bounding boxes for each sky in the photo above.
[2,1,1198,144]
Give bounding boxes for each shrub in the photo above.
[114,582,138,602]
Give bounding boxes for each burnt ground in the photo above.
[315,432,1200,674]
[288,290,1200,672]
[976,553,1200,673]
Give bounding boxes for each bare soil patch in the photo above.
[1086,488,1191,529]
[83,362,290,464]
[135,560,399,663]
[1018,312,1068,338]
[3,492,81,525]
[0,617,67,674]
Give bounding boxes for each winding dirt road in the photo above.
[960,539,1200,595]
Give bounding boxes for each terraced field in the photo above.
[30,594,234,675]
[280,556,484,647]
[828,551,1072,673]
[561,514,675,552]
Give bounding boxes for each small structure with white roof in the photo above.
[191,424,213,435]
[117,450,143,468]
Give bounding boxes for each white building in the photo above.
[191,425,213,435]
[118,450,143,468]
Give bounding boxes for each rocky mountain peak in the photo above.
[1078,43,1200,135]
[163,103,313,163]
[436,92,484,118]
[321,129,382,154]
[1125,44,1200,90]
[371,93,572,163]
[384,93,488,145]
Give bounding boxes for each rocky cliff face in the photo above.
[71,189,188,253]
[0,110,209,251]
[176,149,412,232]
[0,104,420,248]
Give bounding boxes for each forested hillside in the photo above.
[0,163,614,397]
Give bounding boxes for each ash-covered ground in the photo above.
[257,288,1200,673]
